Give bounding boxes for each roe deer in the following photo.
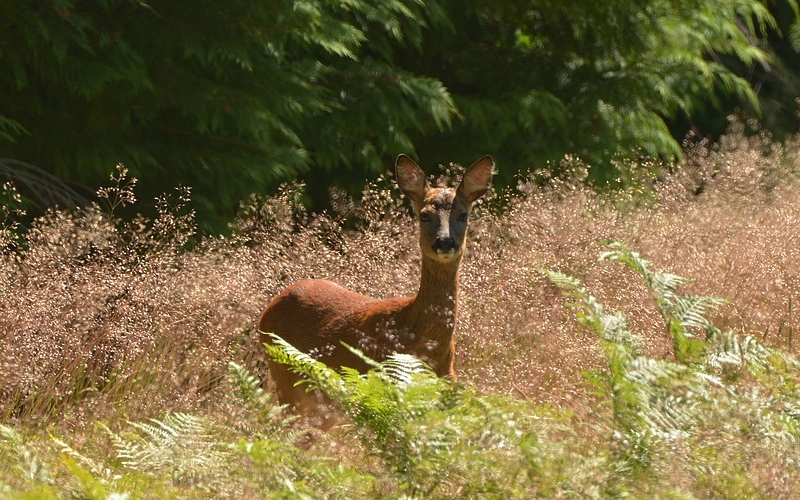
[259,154,495,414]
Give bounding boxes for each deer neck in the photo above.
[408,254,461,339]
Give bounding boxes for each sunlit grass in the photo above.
[2,123,800,497]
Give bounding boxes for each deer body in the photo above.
[259,154,495,413]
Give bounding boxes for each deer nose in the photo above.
[432,237,458,253]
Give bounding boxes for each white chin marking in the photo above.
[436,250,457,260]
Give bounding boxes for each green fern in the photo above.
[227,361,272,410]
[59,456,120,500]
[601,240,800,379]
[577,242,800,446]
[542,270,641,354]
[544,268,657,484]
[1,424,51,485]
[102,413,228,488]
[265,332,543,496]
[264,334,349,405]
[602,240,720,364]
[544,243,800,488]
[226,361,303,441]
[52,432,110,483]
[624,357,716,440]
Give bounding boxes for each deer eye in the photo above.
[420,213,431,222]
[458,212,468,222]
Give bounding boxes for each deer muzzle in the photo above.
[433,236,458,256]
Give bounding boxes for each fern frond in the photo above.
[544,265,654,463]
[673,295,727,332]
[600,240,692,306]
[264,332,347,403]
[2,424,51,484]
[227,361,271,410]
[600,312,641,349]
[704,329,744,369]
[378,353,434,387]
[0,159,91,210]
[624,356,694,386]
[541,269,602,325]
[625,357,714,440]
[0,424,22,446]
[602,241,718,364]
[741,334,800,372]
[340,341,384,371]
[543,269,641,352]
[59,456,116,500]
[105,413,229,484]
[706,329,800,376]
[51,434,108,481]
[226,361,301,439]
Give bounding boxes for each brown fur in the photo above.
[259,154,495,414]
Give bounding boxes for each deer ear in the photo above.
[395,154,429,208]
[457,155,495,203]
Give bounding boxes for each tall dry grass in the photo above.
[2,122,800,428]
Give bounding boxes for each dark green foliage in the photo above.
[0,0,454,230]
[3,0,799,231]
[706,0,800,141]
[0,160,90,215]
[396,0,793,185]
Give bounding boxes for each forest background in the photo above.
[3,0,800,232]
[6,2,800,497]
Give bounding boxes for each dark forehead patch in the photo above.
[424,188,456,210]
